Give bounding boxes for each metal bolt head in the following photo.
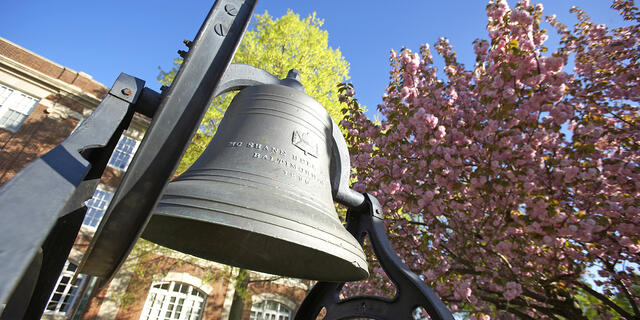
[214,24,227,36]
[121,88,132,96]
[224,4,237,16]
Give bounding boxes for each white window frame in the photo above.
[107,135,140,171]
[83,187,114,229]
[0,83,39,132]
[250,299,292,320]
[139,281,207,320]
[44,260,86,316]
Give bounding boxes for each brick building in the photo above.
[0,37,308,320]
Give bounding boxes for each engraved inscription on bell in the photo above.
[292,130,318,158]
[224,140,323,185]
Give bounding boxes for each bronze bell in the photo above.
[141,74,369,281]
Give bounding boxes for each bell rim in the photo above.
[152,196,366,262]
[143,204,369,282]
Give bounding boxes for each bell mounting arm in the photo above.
[295,193,455,320]
[330,119,366,208]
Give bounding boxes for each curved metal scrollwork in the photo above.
[295,193,454,320]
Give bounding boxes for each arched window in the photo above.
[250,299,292,320]
[139,282,207,320]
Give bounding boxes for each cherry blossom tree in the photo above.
[339,0,640,318]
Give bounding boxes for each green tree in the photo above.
[158,10,350,175]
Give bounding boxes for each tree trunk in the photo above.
[228,268,250,320]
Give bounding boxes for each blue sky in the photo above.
[0,1,624,114]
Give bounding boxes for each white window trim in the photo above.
[0,83,39,132]
[139,281,207,320]
[251,293,296,310]
[107,135,141,171]
[160,272,214,295]
[43,260,86,316]
[250,293,295,320]
[82,187,114,230]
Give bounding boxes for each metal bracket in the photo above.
[330,120,365,208]
[294,193,454,320]
[213,63,280,96]
[0,73,146,316]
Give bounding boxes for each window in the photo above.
[0,83,39,132]
[44,260,86,315]
[83,188,114,228]
[250,300,292,320]
[140,282,206,320]
[108,135,140,171]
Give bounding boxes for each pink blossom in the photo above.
[420,190,435,205]
[474,40,490,57]
[424,113,439,129]
[488,0,510,21]
[589,24,607,40]
[511,9,533,25]
[381,181,402,195]
[542,56,565,73]
[503,281,523,301]
[445,65,456,75]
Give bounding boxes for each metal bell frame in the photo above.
[295,193,453,320]
[0,0,454,319]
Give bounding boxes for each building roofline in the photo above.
[0,37,107,97]
[0,37,89,79]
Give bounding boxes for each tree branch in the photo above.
[603,260,640,317]
[480,294,544,320]
[248,276,285,284]
[576,281,634,319]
